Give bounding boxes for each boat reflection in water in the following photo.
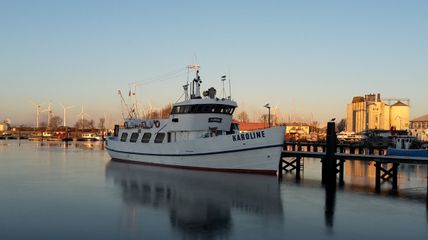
[105,161,284,238]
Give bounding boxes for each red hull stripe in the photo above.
[111,158,278,175]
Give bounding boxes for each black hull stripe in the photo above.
[105,144,283,157]
[111,158,277,175]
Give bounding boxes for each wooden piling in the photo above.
[323,122,337,185]
[375,161,381,193]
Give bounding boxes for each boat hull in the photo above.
[106,126,285,175]
[387,148,428,158]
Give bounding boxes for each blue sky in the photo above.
[1,0,427,127]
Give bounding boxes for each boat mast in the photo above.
[187,64,201,99]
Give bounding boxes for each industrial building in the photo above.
[0,121,9,133]
[409,114,428,142]
[346,93,410,133]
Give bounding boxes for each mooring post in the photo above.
[339,144,345,153]
[323,121,337,185]
[338,159,345,186]
[296,156,301,180]
[375,161,381,193]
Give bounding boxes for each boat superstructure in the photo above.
[106,67,285,174]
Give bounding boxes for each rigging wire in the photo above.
[133,67,187,87]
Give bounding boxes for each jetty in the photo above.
[280,122,428,202]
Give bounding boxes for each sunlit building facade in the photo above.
[346,93,410,133]
[409,114,428,142]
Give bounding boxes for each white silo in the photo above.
[390,101,410,130]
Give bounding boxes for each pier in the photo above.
[280,122,428,199]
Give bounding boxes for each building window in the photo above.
[154,133,165,143]
[120,132,128,142]
[141,133,152,143]
[130,133,139,143]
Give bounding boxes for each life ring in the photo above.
[154,120,160,128]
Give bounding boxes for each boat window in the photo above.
[171,104,235,115]
[155,133,165,143]
[141,133,152,143]
[120,132,128,142]
[130,133,139,143]
[167,132,171,143]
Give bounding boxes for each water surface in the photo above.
[0,140,427,239]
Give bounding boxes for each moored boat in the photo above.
[106,66,285,174]
[76,132,100,141]
[386,135,428,158]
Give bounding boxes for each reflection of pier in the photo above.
[105,161,283,238]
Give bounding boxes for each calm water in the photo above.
[0,140,427,239]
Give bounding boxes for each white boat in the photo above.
[337,131,366,142]
[106,67,285,175]
[77,132,101,141]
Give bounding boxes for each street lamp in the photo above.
[264,103,271,128]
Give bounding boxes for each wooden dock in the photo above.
[280,122,428,198]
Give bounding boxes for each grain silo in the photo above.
[390,101,410,130]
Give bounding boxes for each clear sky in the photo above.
[1,0,427,127]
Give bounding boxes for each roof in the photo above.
[411,114,428,122]
[285,122,310,127]
[391,101,408,107]
[352,96,365,103]
[238,122,267,131]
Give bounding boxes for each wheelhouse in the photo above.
[171,104,236,115]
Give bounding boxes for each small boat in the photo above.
[76,133,100,141]
[386,135,428,158]
[337,131,366,143]
[28,132,43,141]
[106,66,285,175]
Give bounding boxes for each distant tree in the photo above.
[259,114,268,123]
[337,118,346,132]
[40,122,47,128]
[160,104,173,118]
[237,111,250,123]
[98,118,105,130]
[145,110,160,119]
[75,118,94,130]
[50,116,63,129]
[259,113,278,126]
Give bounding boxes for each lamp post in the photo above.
[264,103,271,128]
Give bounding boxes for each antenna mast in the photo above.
[221,75,226,99]
[187,64,200,99]
[118,90,132,120]
[228,69,232,99]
